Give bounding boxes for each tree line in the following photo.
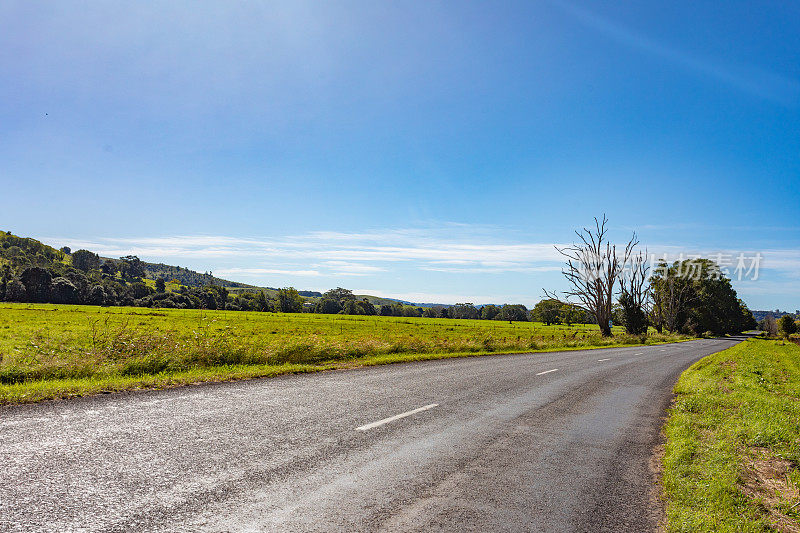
[306,288,559,321]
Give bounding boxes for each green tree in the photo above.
[201,285,228,310]
[738,300,757,331]
[779,314,798,338]
[323,287,356,303]
[618,293,648,335]
[51,277,79,304]
[357,298,377,315]
[560,304,582,327]
[532,299,561,325]
[402,306,423,317]
[276,287,304,313]
[0,264,10,300]
[341,299,361,315]
[101,261,118,276]
[650,259,754,335]
[155,278,166,293]
[314,298,342,315]
[683,260,742,335]
[127,282,152,300]
[87,285,107,306]
[72,249,100,272]
[451,303,479,319]
[316,298,342,314]
[254,291,272,312]
[496,304,529,322]
[480,304,500,320]
[20,267,52,303]
[5,280,26,302]
[119,255,145,279]
[649,261,693,333]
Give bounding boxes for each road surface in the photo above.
[0,337,743,532]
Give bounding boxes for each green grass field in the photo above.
[663,338,800,532]
[0,302,687,404]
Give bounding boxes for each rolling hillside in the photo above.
[0,230,421,307]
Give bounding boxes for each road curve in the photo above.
[0,337,743,532]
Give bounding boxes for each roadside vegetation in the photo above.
[663,338,800,532]
[0,303,688,404]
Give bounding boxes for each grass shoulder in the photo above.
[662,338,800,532]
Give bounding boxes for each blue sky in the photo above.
[1,1,798,309]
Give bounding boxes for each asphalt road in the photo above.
[0,337,744,532]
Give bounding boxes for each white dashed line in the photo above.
[536,368,559,376]
[597,358,611,362]
[356,404,438,431]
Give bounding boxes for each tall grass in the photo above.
[0,303,688,401]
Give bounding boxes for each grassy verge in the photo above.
[663,338,800,532]
[0,303,689,405]
[0,344,656,405]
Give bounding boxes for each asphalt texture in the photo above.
[0,337,744,532]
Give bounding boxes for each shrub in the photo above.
[5,280,26,302]
[779,314,797,338]
[51,277,79,304]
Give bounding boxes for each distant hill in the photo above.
[752,309,799,322]
[139,261,256,289]
[298,290,322,298]
[353,294,414,307]
[0,231,70,273]
[0,230,433,307]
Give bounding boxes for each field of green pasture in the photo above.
[0,303,687,404]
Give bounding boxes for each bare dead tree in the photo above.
[548,215,637,337]
[621,251,650,307]
[761,314,778,337]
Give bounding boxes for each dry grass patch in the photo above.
[740,447,800,533]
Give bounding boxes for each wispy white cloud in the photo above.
[51,229,800,280]
[214,268,322,277]
[422,265,562,274]
[636,246,800,275]
[52,229,568,270]
[733,280,800,297]
[318,261,387,276]
[633,223,800,233]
